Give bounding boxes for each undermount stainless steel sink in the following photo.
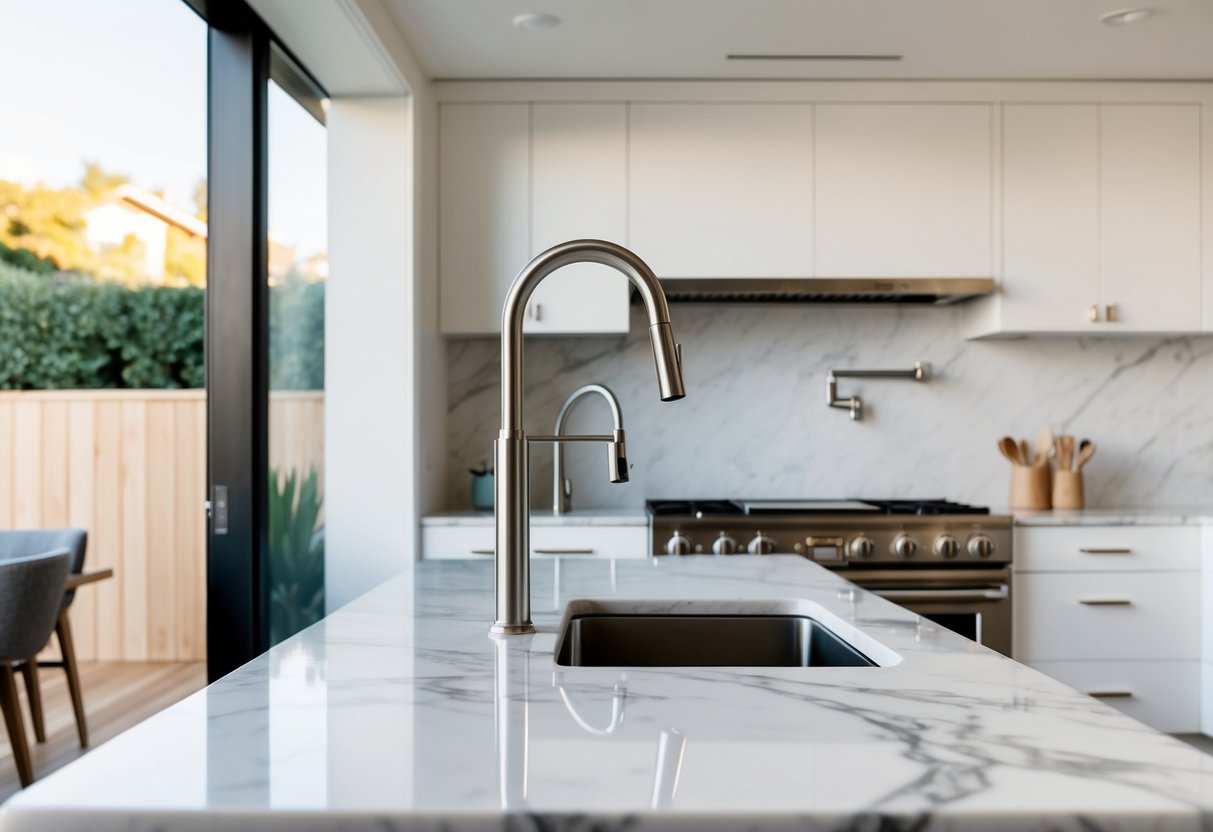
[555,614,877,668]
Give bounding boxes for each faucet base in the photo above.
[490,621,536,636]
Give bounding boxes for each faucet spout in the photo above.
[552,384,627,515]
[492,240,686,635]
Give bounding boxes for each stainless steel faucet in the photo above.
[551,384,626,516]
[492,240,685,635]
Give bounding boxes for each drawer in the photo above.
[1014,572,1199,661]
[1015,525,1200,572]
[421,525,648,560]
[1029,660,1200,733]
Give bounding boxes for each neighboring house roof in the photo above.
[112,184,207,238]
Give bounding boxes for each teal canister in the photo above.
[470,464,494,511]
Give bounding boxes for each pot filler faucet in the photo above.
[551,384,626,516]
[492,240,686,635]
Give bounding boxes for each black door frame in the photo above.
[187,0,327,681]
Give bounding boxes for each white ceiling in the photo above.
[382,0,1213,81]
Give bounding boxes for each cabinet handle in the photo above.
[470,549,494,556]
[1086,690,1133,699]
[1105,304,1117,323]
[1078,547,1132,555]
[1078,598,1132,606]
[1088,304,1099,323]
[533,548,595,555]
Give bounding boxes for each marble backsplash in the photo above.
[445,304,1213,512]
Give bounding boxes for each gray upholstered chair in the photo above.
[0,529,89,748]
[0,549,71,787]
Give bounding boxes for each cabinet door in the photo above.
[439,103,530,335]
[629,103,814,277]
[528,104,629,335]
[815,104,992,277]
[1099,105,1202,332]
[1001,105,1100,331]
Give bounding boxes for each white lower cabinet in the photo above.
[1014,524,1202,733]
[421,523,648,560]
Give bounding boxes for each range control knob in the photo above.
[747,532,777,555]
[848,535,875,560]
[712,532,739,555]
[933,534,961,559]
[968,534,996,559]
[665,531,693,556]
[891,534,918,559]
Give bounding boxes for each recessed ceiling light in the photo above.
[1099,8,1153,25]
[513,12,561,31]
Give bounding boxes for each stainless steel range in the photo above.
[647,499,1014,656]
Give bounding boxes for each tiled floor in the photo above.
[0,661,206,802]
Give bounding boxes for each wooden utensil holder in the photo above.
[1009,464,1051,510]
[1052,469,1084,510]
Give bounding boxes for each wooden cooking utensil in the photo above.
[999,436,1021,465]
[1035,427,1054,467]
[1020,439,1032,466]
[1057,435,1074,471]
[1076,439,1096,470]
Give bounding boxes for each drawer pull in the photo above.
[1078,598,1132,606]
[534,548,595,555]
[470,549,495,556]
[1079,547,1133,555]
[1086,690,1133,699]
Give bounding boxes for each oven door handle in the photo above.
[873,585,1009,603]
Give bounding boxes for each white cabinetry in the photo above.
[971,103,1203,336]
[628,103,814,278]
[421,522,647,560]
[439,103,630,336]
[1014,525,1202,733]
[814,104,992,278]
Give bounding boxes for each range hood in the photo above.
[645,277,995,305]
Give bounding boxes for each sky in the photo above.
[0,0,327,259]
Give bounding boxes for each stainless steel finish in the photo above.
[933,534,960,559]
[1087,690,1134,698]
[555,614,877,667]
[651,277,995,305]
[534,548,595,555]
[494,240,686,635]
[827,362,929,421]
[1078,598,1133,606]
[891,534,918,558]
[665,532,692,556]
[711,532,739,555]
[967,534,996,559]
[848,535,875,559]
[650,730,686,810]
[875,586,1008,603]
[551,384,626,515]
[747,532,777,555]
[1079,547,1133,555]
[471,549,495,556]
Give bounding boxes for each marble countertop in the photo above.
[423,508,647,526]
[5,556,1213,831]
[1010,507,1213,526]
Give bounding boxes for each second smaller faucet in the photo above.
[551,384,626,515]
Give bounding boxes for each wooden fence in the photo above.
[0,389,324,662]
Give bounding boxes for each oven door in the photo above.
[845,568,1012,657]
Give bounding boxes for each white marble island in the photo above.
[3,556,1213,831]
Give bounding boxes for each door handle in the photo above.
[470,549,494,556]
[1079,547,1132,555]
[874,586,1008,603]
[1078,598,1132,606]
[1086,690,1133,698]
[533,548,595,556]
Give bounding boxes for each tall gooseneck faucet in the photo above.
[492,240,686,635]
[552,384,627,515]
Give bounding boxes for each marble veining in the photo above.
[4,556,1213,830]
[445,304,1213,511]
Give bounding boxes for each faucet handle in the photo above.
[608,429,629,484]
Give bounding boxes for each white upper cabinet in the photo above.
[814,104,992,278]
[439,103,529,335]
[1000,104,1101,331]
[528,104,630,335]
[629,103,814,278]
[970,102,1203,336]
[1098,105,1202,332]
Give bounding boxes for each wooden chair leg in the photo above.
[0,663,34,787]
[56,612,89,748]
[19,660,46,743]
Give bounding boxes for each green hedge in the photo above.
[0,264,324,390]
